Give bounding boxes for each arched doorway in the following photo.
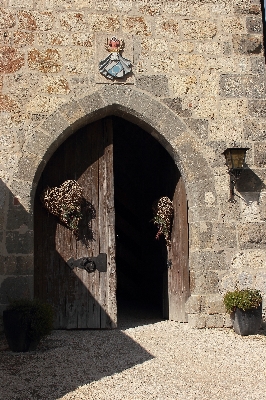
[113,117,188,322]
[34,116,189,329]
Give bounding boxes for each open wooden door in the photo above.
[34,118,116,329]
[167,176,189,322]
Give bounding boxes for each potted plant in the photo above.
[223,288,262,336]
[3,298,53,352]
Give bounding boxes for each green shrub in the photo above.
[223,289,262,313]
[8,298,54,341]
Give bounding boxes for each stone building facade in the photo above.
[0,0,266,329]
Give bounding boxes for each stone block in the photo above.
[15,153,41,182]
[190,222,214,250]
[233,34,263,55]
[150,52,175,74]
[238,223,266,249]
[224,314,233,328]
[250,57,266,75]
[72,31,92,47]
[254,271,266,293]
[79,90,109,120]
[41,112,70,144]
[123,89,155,127]
[246,16,263,34]
[58,100,85,124]
[163,98,192,118]
[185,295,202,314]
[0,276,33,303]
[175,139,211,183]
[187,313,206,329]
[13,31,35,47]
[42,75,70,94]
[18,10,54,31]
[190,250,228,272]
[178,54,205,71]
[219,74,244,97]
[243,75,266,98]
[221,16,245,33]
[254,143,266,167]
[234,4,261,15]
[202,294,226,314]
[187,180,216,202]
[6,231,33,254]
[0,46,24,74]
[1,255,34,275]
[169,75,197,98]
[243,118,266,141]
[158,107,186,140]
[46,32,71,47]
[205,314,224,328]
[182,20,217,40]
[23,130,54,156]
[190,270,220,295]
[123,16,151,36]
[0,8,16,29]
[28,48,62,73]
[188,206,218,223]
[214,223,237,249]
[185,118,208,140]
[135,75,169,98]
[91,14,120,32]
[59,11,87,31]
[248,100,266,118]
[138,3,162,16]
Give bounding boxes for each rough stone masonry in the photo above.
[0,0,266,329]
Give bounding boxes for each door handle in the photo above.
[67,253,107,272]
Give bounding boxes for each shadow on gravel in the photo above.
[0,328,154,400]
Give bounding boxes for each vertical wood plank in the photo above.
[34,118,116,329]
[168,176,189,322]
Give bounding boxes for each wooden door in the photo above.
[34,118,116,329]
[167,176,189,322]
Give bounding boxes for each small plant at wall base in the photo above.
[3,298,54,352]
[223,289,262,336]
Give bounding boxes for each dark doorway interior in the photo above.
[113,117,179,322]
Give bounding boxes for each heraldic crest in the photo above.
[99,37,132,80]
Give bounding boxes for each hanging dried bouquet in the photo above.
[152,196,173,246]
[41,180,83,236]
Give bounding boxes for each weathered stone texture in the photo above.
[190,250,228,272]
[233,34,263,55]
[28,48,62,73]
[238,223,266,249]
[0,0,266,329]
[135,75,169,97]
[0,47,24,73]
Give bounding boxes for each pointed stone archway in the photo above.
[16,85,219,326]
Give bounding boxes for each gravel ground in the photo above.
[1,309,266,400]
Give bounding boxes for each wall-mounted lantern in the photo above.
[222,148,249,203]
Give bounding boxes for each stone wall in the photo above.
[0,0,266,329]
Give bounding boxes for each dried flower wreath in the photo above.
[41,180,83,236]
[152,196,173,246]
